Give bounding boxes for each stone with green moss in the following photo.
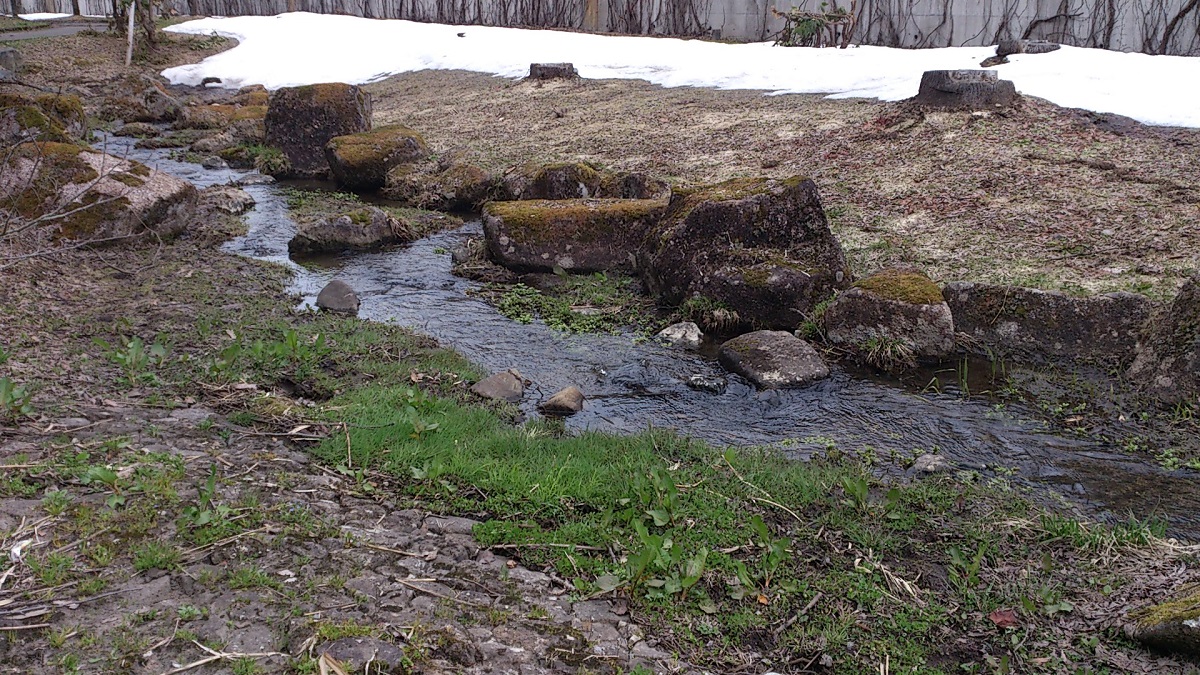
[1,92,86,143]
[265,83,372,179]
[717,330,829,389]
[822,268,955,366]
[1128,275,1200,404]
[640,175,850,331]
[498,161,668,201]
[1128,584,1200,656]
[0,141,195,244]
[483,197,667,273]
[288,206,412,256]
[385,159,497,211]
[325,125,428,191]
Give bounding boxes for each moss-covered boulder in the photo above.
[385,159,497,211]
[100,74,181,123]
[113,122,160,138]
[822,268,955,366]
[175,103,267,131]
[1127,584,1200,657]
[943,281,1152,364]
[265,83,372,179]
[1128,276,1200,405]
[717,330,830,389]
[499,162,669,201]
[0,141,196,244]
[0,93,86,143]
[325,125,428,191]
[483,198,667,273]
[640,176,850,331]
[288,206,411,256]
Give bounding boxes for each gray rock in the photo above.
[191,132,236,154]
[717,331,830,389]
[112,122,160,138]
[0,67,14,83]
[0,47,22,74]
[540,386,584,415]
[913,70,1017,109]
[424,515,480,534]
[234,173,276,186]
[316,279,360,316]
[471,369,524,403]
[640,176,850,331]
[320,637,410,672]
[822,268,955,365]
[528,63,579,80]
[483,198,667,273]
[200,155,228,170]
[656,322,703,350]
[1128,275,1200,404]
[943,281,1153,364]
[911,454,950,474]
[997,39,1061,57]
[1127,585,1200,657]
[199,185,256,215]
[288,206,411,256]
[265,83,372,179]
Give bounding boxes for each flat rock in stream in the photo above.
[199,185,256,215]
[540,386,584,415]
[656,321,703,350]
[717,330,830,389]
[471,369,524,403]
[288,206,412,256]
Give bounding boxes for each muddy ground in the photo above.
[367,70,1200,301]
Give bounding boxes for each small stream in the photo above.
[101,134,1200,539]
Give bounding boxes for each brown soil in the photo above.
[366,71,1200,300]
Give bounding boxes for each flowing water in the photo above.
[100,134,1200,538]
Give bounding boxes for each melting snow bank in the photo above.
[163,12,1200,128]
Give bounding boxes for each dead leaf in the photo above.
[989,608,1020,629]
[757,594,770,605]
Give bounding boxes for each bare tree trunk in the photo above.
[71,0,81,15]
[11,0,23,19]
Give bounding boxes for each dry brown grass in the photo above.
[368,71,1200,300]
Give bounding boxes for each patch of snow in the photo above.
[17,12,73,20]
[163,12,1200,128]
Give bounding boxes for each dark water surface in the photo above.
[100,135,1200,538]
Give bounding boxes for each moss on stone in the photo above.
[854,269,944,305]
[128,162,152,177]
[55,191,133,241]
[742,267,772,289]
[485,198,664,244]
[3,142,99,218]
[111,172,146,188]
[328,125,426,164]
[34,93,84,127]
[1129,585,1200,629]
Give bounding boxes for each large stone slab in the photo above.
[942,281,1152,363]
[484,198,667,273]
[1128,276,1200,405]
[913,70,1017,109]
[717,330,830,389]
[823,268,955,365]
[0,141,195,244]
[265,83,372,179]
[325,124,428,191]
[288,206,411,256]
[640,176,850,331]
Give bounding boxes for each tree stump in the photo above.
[913,70,1017,110]
[528,63,579,80]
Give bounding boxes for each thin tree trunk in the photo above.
[11,0,23,19]
[71,0,81,15]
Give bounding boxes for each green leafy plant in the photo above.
[95,335,169,382]
[0,376,34,421]
[948,542,987,589]
[179,464,232,529]
[729,515,793,600]
[840,474,869,510]
[80,465,126,509]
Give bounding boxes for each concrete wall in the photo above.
[5,0,1198,55]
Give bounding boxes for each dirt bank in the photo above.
[367,70,1200,301]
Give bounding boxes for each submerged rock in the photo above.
[717,330,830,389]
[1128,276,1200,405]
[656,322,703,350]
[326,124,428,191]
[0,141,195,244]
[287,206,411,256]
[316,279,360,316]
[265,83,372,179]
[484,198,667,273]
[471,369,524,403]
[641,176,850,330]
[199,185,255,215]
[1127,585,1200,657]
[540,385,584,415]
[686,374,727,394]
[823,268,955,365]
[943,281,1152,364]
